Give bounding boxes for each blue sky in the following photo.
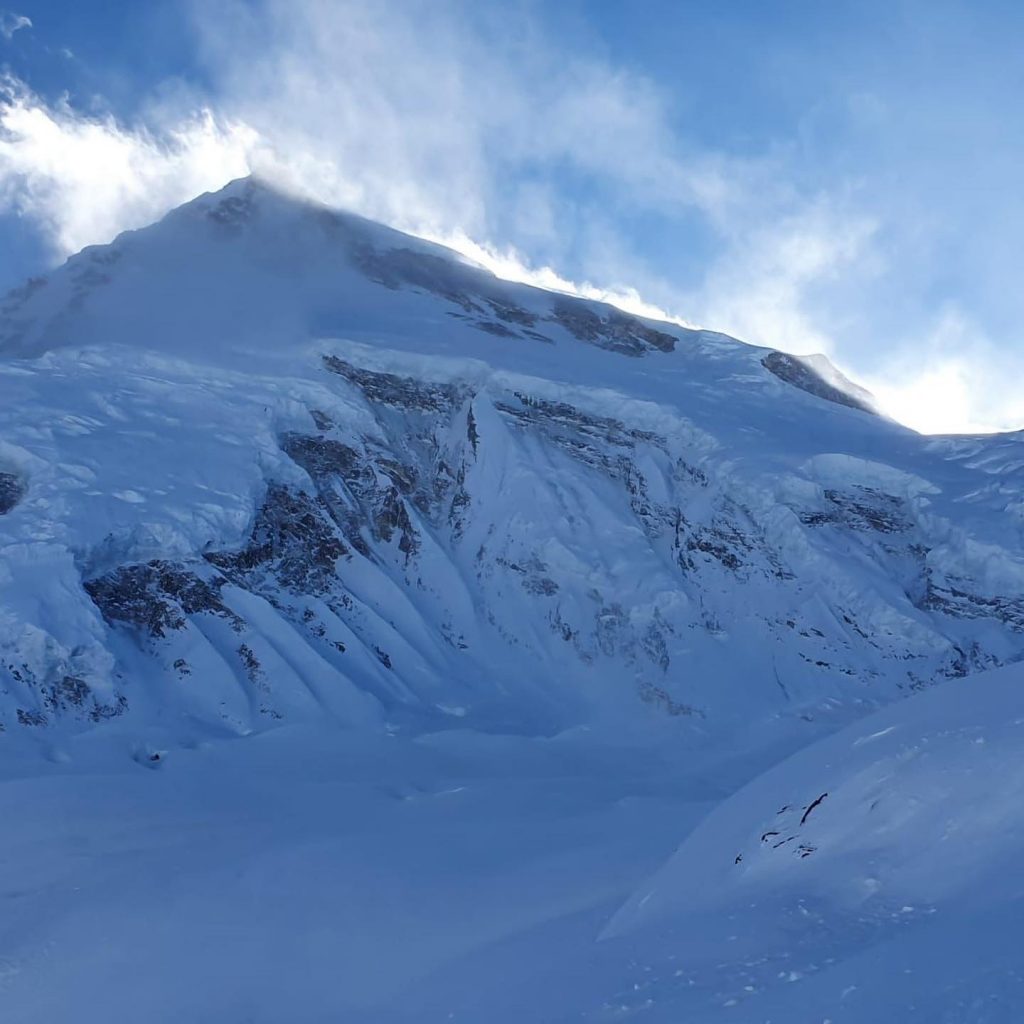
[1,0,1023,433]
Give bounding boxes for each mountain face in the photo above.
[1,177,1022,745]
[2,178,1024,1022]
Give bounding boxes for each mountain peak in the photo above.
[0,174,692,366]
[0,178,881,426]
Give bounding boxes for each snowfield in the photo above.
[1,178,1023,1021]
[604,660,1024,1021]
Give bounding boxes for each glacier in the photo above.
[1,177,1023,1021]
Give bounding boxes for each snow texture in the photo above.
[1,177,1023,1021]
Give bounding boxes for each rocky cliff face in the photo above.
[1,179,1023,747]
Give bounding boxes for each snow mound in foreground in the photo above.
[600,661,1024,1021]
[611,661,1024,932]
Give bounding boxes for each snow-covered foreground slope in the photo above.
[599,660,1024,1022]
[0,723,706,1022]
[1,177,1024,1020]
[2,666,1022,1022]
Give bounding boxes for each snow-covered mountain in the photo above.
[1,178,1023,1022]
[3,176,1024,745]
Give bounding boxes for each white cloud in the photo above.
[682,198,879,358]
[0,10,30,40]
[862,309,1024,435]
[0,77,258,257]
[423,228,698,327]
[189,0,746,244]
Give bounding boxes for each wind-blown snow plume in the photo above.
[0,77,257,257]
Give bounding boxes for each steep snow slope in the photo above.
[1,177,1023,749]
